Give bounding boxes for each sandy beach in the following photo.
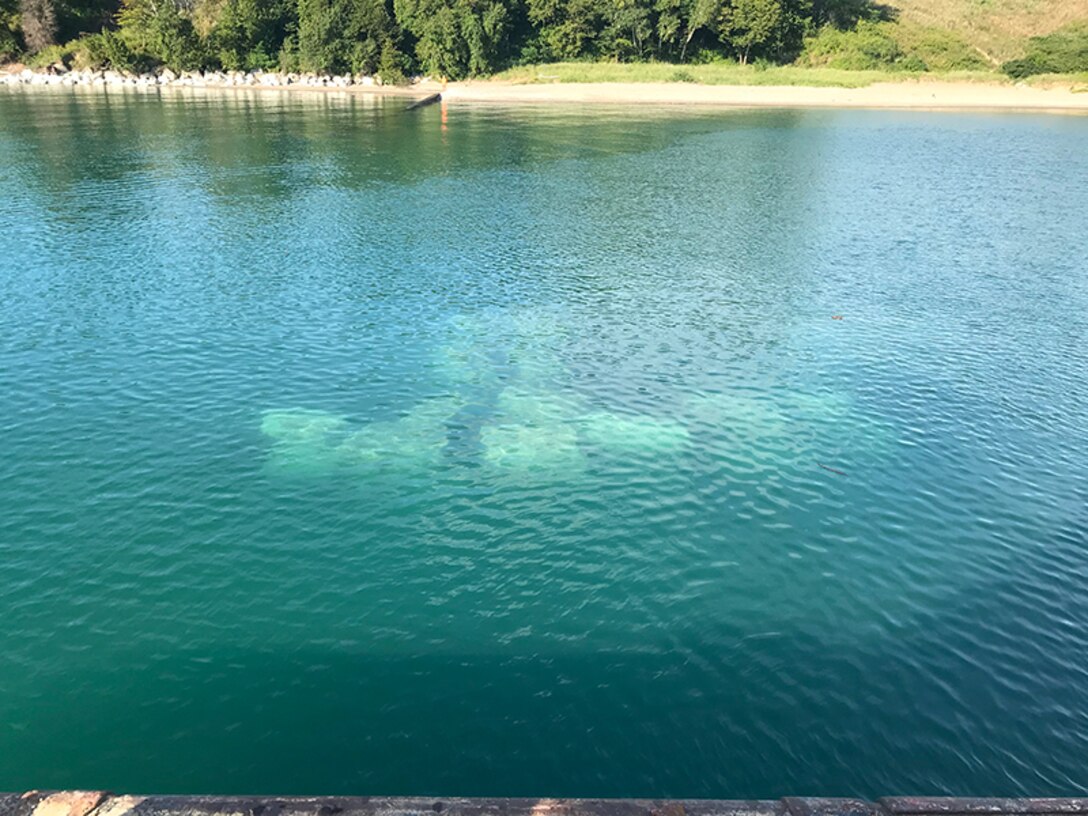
[443,79,1088,112]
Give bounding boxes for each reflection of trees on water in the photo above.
[2,89,810,200]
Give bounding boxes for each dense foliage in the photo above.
[1,0,20,60]
[1002,22,1088,78]
[799,19,985,72]
[0,0,1076,79]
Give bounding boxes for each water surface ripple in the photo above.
[1,89,1087,798]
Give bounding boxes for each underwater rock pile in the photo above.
[259,309,872,481]
[261,393,695,480]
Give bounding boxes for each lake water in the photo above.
[1,88,1087,798]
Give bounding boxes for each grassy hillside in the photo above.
[883,0,1088,63]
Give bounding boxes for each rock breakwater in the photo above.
[0,66,432,91]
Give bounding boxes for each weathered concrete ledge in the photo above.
[4,792,1088,816]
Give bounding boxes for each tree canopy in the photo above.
[1,0,987,79]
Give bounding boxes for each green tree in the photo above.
[344,0,403,75]
[117,0,205,69]
[526,0,600,60]
[679,0,719,61]
[296,0,347,71]
[376,35,407,79]
[0,0,848,75]
[76,27,140,69]
[598,0,651,60]
[212,0,291,70]
[1,0,20,58]
[395,0,511,78]
[19,0,57,51]
[771,0,812,62]
[295,0,402,75]
[719,0,780,63]
[652,0,681,56]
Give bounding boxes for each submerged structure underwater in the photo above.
[259,310,865,481]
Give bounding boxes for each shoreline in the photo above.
[444,79,1088,112]
[3,67,1088,112]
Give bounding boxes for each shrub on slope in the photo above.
[1002,22,1088,77]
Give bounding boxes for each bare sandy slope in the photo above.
[444,80,1088,112]
[885,0,1088,62]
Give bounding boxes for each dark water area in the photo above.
[1,88,1087,798]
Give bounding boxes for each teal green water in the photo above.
[1,89,1088,798]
